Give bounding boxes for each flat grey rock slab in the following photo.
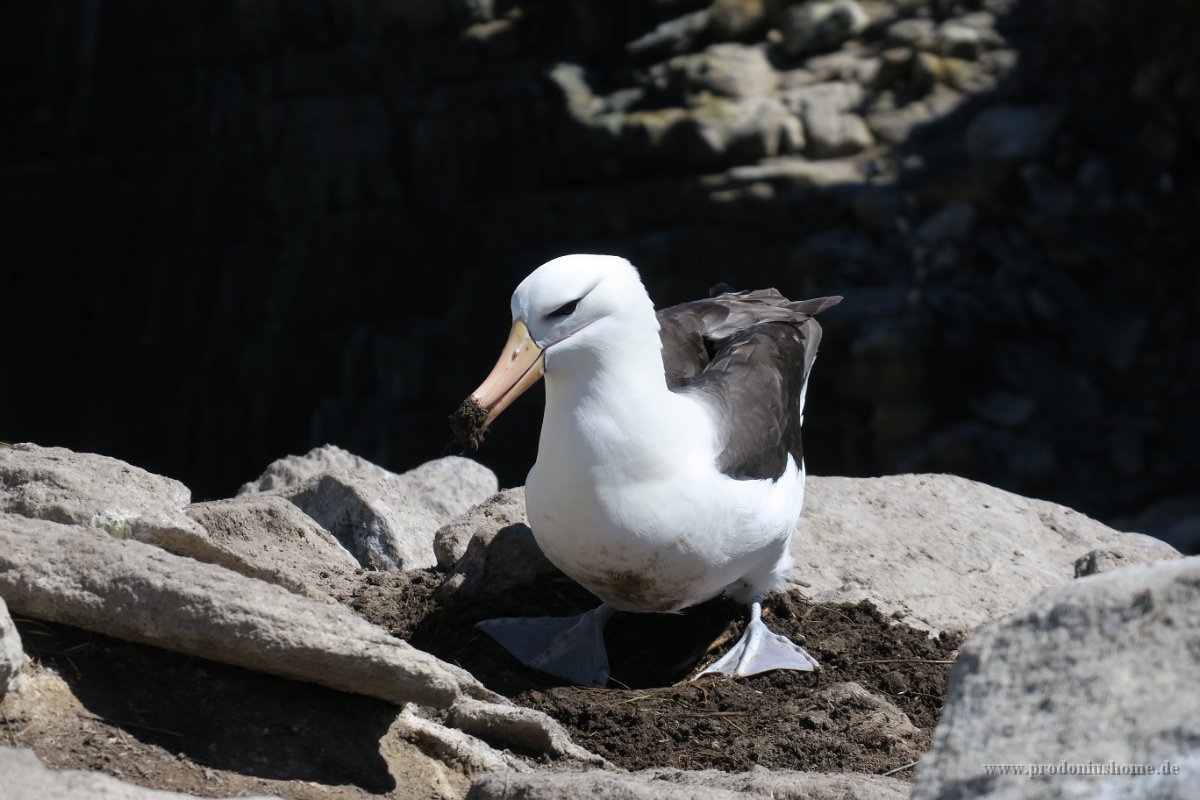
[468,766,911,800]
[1,595,23,700]
[186,494,360,599]
[0,512,490,709]
[794,475,1181,634]
[0,746,278,800]
[0,443,216,559]
[912,557,1200,800]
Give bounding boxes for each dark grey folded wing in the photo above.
[656,290,841,481]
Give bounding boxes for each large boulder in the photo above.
[793,475,1181,634]
[0,512,490,708]
[0,444,365,602]
[912,557,1200,799]
[0,444,217,560]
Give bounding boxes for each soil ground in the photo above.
[3,568,961,798]
[2,617,449,799]
[353,570,962,774]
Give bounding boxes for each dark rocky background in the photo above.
[2,0,1197,552]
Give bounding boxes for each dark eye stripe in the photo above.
[548,298,580,319]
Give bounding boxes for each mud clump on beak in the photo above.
[452,320,546,450]
[449,397,490,450]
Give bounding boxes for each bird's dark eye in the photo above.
[548,298,580,319]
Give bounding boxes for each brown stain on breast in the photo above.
[581,567,687,613]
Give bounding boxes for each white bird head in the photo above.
[514,254,654,357]
[454,254,658,439]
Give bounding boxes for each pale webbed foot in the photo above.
[695,601,819,678]
[477,604,617,687]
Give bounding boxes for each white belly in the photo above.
[527,361,807,613]
[525,455,804,613]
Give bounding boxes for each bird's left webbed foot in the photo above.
[695,600,819,678]
[477,603,617,687]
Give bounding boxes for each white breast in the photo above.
[525,385,804,613]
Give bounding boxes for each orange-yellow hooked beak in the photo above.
[469,320,545,427]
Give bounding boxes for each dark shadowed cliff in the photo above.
[1,0,1197,550]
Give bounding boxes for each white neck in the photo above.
[536,320,707,483]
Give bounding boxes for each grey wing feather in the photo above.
[656,289,841,481]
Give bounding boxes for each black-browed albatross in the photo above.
[452,254,840,687]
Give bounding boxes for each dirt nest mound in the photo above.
[5,619,406,798]
[7,568,959,796]
[345,570,963,775]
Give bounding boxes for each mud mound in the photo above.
[7,568,960,795]
[344,570,963,775]
[7,618,403,798]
